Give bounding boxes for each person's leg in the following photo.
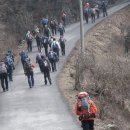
[30,41,32,52]
[27,41,30,52]
[44,71,47,85]
[27,73,32,88]
[51,61,54,72]
[89,120,94,130]
[54,61,57,71]
[1,73,5,92]
[9,67,13,81]
[81,120,89,130]
[46,69,51,85]
[4,73,8,91]
[30,71,34,87]
[63,46,65,55]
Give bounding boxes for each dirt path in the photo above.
[0,1,129,130]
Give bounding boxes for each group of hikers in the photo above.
[0,2,108,129]
[84,1,108,24]
[19,15,66,88]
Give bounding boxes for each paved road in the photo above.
[0,2,130,130]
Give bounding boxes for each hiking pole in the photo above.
[79,0,84,56]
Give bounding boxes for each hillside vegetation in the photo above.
[58,5,130,130]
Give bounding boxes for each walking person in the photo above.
[48,49,58,72]
[26,31,33,52]
[20,50,28,67]
[23,58,35,88]
[40,56,52,85]
[36,51,45,72]
[50,18,57,36]
[51,38,60,61]
[75,92,97,130]
[35,32,42,52]
[59,36,66,56]
[61,11,67,26]
[42,36,49,57]
[4,54,14,81]
[101,1,108,17]
[84,3,90,24]
[95,4,100,19]
[90,8,96,23]
[44,25,51,38]
[58,23,65,37]
[0,60,8,92]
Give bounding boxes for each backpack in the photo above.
[77,97,90,112]
[52,42,59,50]
[48,52,54,60]
[43,60,48,67]
[21,52,28,62]
[5,56,13,67]
[24,61,32,72]
[0,62,7,74]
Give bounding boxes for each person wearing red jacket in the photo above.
[75,92,97,130]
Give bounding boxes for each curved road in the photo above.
[0,1,130,130]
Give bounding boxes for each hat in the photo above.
[78,92,89,99]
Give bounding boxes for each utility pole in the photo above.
[79,0,84,55]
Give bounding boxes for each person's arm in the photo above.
[90,100,97,114]
[75,103,81,115]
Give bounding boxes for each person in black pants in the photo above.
[48,50,57,72]
[24,58,35,88]
[40,56,52,85]
[59,36,66,56]
[101,1,108,17]
[0,61,8,92]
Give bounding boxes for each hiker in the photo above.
[59,36,66,56]
[95,4,100,19]
[40,56,52,85]
[26,31,33,52]
[61,11,66,26]
[58,23,65,37]
[42,36,49,57]
[32,26,40,37]
[4,54,14,81]
[50,18,57,36]
[20,50,28,67]
[51,38,60,61]
[48,49,58,72]
[75,92,97,130]
[36,51,45,72]
[7,50,14,62]
[90,8,96,23]
[84,3,90,24]
[101,1,108,17]
[44,25,51,38]
[41,17,49,28]
[35,32,42,52]
[23,58,35,88]
[0,60,8,92]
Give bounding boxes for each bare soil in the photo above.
[58,5,130,130]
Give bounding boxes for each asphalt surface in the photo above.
[0,1,130,130]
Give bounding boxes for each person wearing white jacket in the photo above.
[51,38,60,61]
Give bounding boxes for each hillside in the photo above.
[58,5,130,130]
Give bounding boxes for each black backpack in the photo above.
[24,61,32,72]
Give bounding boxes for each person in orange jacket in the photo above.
[75,92,97,130]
